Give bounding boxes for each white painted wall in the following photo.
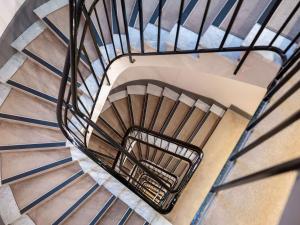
[0,0,25,37]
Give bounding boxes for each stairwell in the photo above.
[0,0,299,225]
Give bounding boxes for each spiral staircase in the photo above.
[0,0,299,225]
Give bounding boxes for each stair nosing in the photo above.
[0,112,59,129]
[51,183,99,225]
[1,157,73,185]
[0,142,66,152]
[6,79,58,105]
[20,169,84,214]
[88,195,117,225]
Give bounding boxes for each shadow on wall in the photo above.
[0,0,49,67]
[279,173,300,225]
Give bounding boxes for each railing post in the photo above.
[234,0,283,75]
[120,0,134,63]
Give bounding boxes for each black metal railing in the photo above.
[57,0,300,214]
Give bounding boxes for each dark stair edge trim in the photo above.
[42,17,69,45]
[0,142,66,151]
[212,0,237,27]
[7,80,58,104]
[0,113,58,128]
[21,49,80,87]
[181,0,199,25]
[149,0,167,24]
[117,208,133,225]
[88,195,117,225]
[1,157,73,184]
[129,0,139,27]
[52,183,100,225]
[22,49,63,77]
[42,17,89,65]
[20,170,84,214]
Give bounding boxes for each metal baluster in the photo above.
[234,0,283,75]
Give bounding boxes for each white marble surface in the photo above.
[79,73,100,98]
[127,85,146,95]
[118,189,141,209]
[243,23,298,64]
[12,215,36,225]
[108,90,127,102]
[151,214,172,225]
[103,177,126,197]
[0,53,26,82]
[0,83,11,107]
[195,99,210,112]
[179,93,195,107]
[201,25,243,60]
[147,83,163,97]
[101,100,111,113]
[100,43,117,63]
[162,87,179,101]
[34,0,68,19]
[134,200,157,222]
[11,21,46,51]
[113,34,128,54]
[144,24,170,51]
[0,185,21,224]
[210,104,225,117]
[168,24,198,51]
[128,27,141,51]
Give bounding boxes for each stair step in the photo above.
[0,142,66,152]
[165,109,249,225]
[0,120,65,146]
[89,133,119,161]
[100,104,126,137]
[10,162,82,212]
[156,0,190,31]
[0,148,71,183]
[97,198,128,225]
[62,186,112,225]
[52,183,99,225]
[143,92,162,129]
[89,195,117,225]
[219,0,272,39]
[177,106,207,142]
[183,0,227,34]
[152,95,178,133]
[191,111,220,148]
[110,95,132,129]
[163,101,191,137]
[123,211,147,225]
[9,58,64,98]
[28,173,95,225]
[0,88,57,123]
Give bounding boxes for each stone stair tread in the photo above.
[62,186,112,225]
[152,96,177,132]
[100,106,126,137]
[0,88,57,123]
[9,58,63,98]
[177,107,206,142]
[0,148,71,180]
[165,109,249,225]
[112,97,132,129]
[97,198,128,225]
[28,174,95,225]
[0,120,64,146]
[10,162,82,210]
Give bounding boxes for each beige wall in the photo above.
[110,54,267,115]
[0,0,25,37]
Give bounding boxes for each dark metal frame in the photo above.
[57,0,300,214]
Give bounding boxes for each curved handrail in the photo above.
[57,0,300,213]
